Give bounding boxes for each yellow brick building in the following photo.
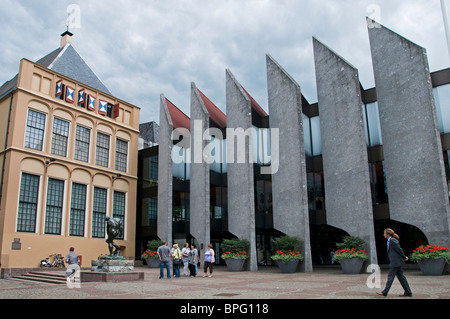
[0,31,140,272]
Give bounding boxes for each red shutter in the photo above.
[113,103,120,118]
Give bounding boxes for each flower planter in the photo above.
[225,258,246,272]
[418,258,446,276]
[146,258,160,268]
[276,260,300,273]
[339,258,364,274]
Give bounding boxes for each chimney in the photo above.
[60,30,74,48]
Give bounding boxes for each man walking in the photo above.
[377,228,412,297]
[157,241,171,279]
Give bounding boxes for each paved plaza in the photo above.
[0,266,449,299]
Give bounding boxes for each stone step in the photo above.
[10,272,67,285]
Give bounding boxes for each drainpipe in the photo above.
[0,93,14,204]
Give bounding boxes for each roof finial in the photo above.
[60,12,74,48]
[61,11,74,37]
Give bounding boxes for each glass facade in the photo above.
[434,84,450,134]
[136,72,450,265]
[362,102,383,147]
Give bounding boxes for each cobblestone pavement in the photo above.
[0,266,449,299]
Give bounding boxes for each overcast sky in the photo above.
[1,0,449,124]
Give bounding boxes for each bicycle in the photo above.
[49,253,66,268]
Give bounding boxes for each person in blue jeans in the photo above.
[157,241,171,279]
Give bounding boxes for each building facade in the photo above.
[0,32,140,272]
[140,20,450,271]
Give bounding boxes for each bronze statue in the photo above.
[105,216,123,257]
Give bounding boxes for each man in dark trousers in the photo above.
[377,228,413,297]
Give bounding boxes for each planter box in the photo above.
[339,258,364,274]
[146,258,160,268]
[276,260,300,273]
[418,258,446,276]
[224,258,246,272]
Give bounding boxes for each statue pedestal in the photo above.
[81,258,144,283]
[95,258,134,273]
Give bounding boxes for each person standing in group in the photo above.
[181,243,190,277]
[157,241,171,279]
[188,243,198,277]
[203,244,215,278]
[171,243,182,278]
[377,228,413,297]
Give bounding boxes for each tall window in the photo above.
[51,118,70,157]
[92,187,107,238]
[17,173,40,233]
[113,191,126,240]
[25,109,46,151]
[96,132,110,167]
[143,197,158,226]
[70,183,87,237]
[115,139,128,172]
[74,125,91,162]
[44,178,65,235]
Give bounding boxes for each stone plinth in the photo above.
[92,258,134,273]
[83,258,144,282]
[81,272,144,283]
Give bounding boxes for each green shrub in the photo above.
[336,236,365,250]
[220,238,250,253]
[273,236,303,251]
[146,239,163,251]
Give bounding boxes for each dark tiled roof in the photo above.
[45,44,111,95]
[0,43,111,100]
[35,47,64,68]
[0,74,18,99]
[139,121,159,144]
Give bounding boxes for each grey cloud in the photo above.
[1,0,448,124]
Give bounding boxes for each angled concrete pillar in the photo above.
[368,20,450,247]
[313,38,378,265]
[190,82,211,267]
[226,69,258,271]
[266,54,312,272]
[157,94,173,247]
